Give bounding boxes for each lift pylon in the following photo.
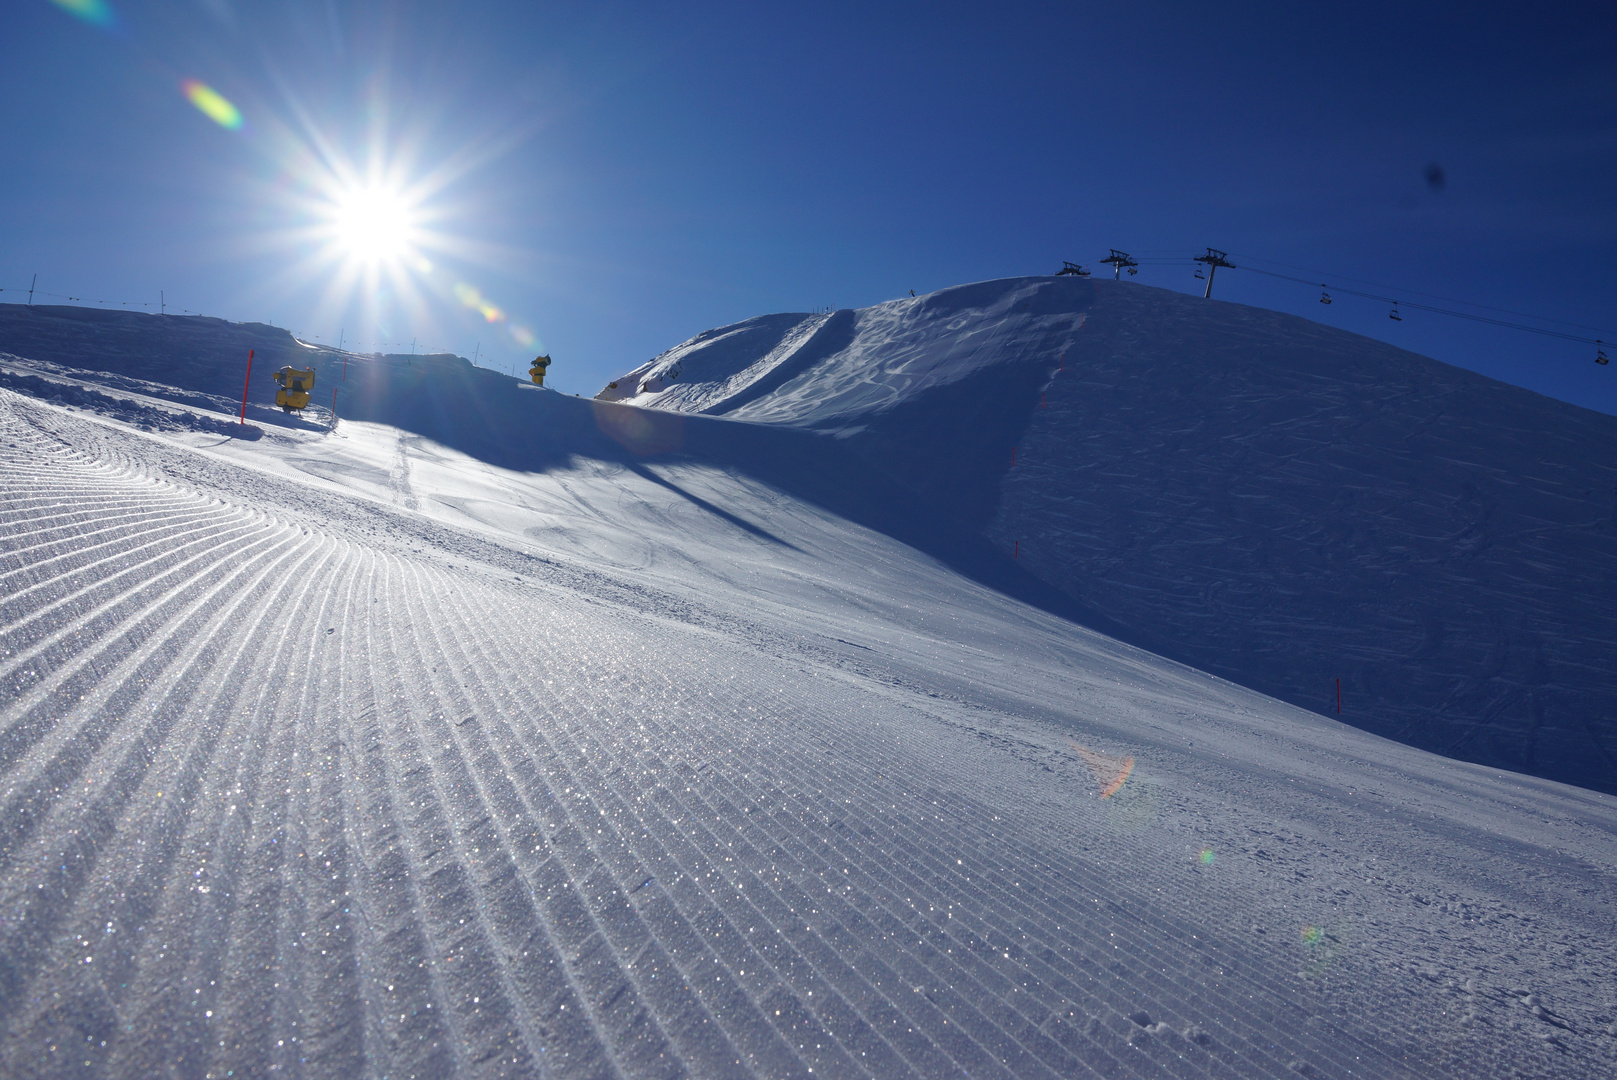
[1099,250,1139,279]
[1192,248,1236,298]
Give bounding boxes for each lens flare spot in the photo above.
[1199,848,1216,865]
[455,283,509,323]
[594,400,683,456]
[456,283,532,340]
[1067,740,1135,798]
[50,0,118,29]
[1301,925,1324,946]
[181,80,243,130]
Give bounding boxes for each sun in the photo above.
[250,105,544,355]
[327,184,418,266]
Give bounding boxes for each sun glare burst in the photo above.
[329,185,418,265]
[245,91,542,362]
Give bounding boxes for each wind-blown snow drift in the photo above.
[1,298,1615,1079]
[600,277,1617,796]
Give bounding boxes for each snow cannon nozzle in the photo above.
[528,354,551,387]
[272,366,315,412]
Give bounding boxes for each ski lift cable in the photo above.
[1235,264,1608,346]
[1228,252,1617,337]
[1111,251,1614,337]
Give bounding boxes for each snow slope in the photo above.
[1,303,1615,1078]
[593,278,1081,428]
[599,278,1617,796]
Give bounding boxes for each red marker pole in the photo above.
[239,348,254,425]
[330,387,338,425]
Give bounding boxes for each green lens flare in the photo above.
[50,0,118,30]
[182,80,243,130]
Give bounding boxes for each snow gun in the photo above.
[528,354,551,386]
[273,366,315,412]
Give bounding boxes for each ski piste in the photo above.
[1,278,1614,1078]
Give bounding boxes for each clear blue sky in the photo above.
[4,0,1614,408]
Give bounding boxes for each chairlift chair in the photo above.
[1598,340,1609,366]
[1389,303,1403,322]
[1319,287,1332,305]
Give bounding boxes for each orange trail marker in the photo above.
[239,348,253,424]
[1068,740,1135,798]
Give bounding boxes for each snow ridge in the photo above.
[598,278,1090,429]
[599,278,1617,795]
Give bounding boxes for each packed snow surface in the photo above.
[1,295,1615,1079]
[603,277,1617,796]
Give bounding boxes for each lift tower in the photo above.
[1099,250,1139,279]
[1193,248,1235,299]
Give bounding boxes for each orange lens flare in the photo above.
[1067,740,1135,798]
[455,282,506,322]
[454,284,538,347]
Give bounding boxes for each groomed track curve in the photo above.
[0,390,1601,1079]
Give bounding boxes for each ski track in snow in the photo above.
[2,389,1616,1079]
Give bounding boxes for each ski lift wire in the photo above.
[1228,252,1617,337]
[1099,250,1613,344]
[1235,264,1609,346]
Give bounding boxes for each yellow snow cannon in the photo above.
[273,366,315,412]
[528,354,551,386]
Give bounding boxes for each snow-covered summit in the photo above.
[595,276,1091,428]
[599,277,1617,796]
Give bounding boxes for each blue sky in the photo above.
[4,0,1615,408]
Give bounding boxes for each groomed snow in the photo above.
[1,294,1615,1078]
